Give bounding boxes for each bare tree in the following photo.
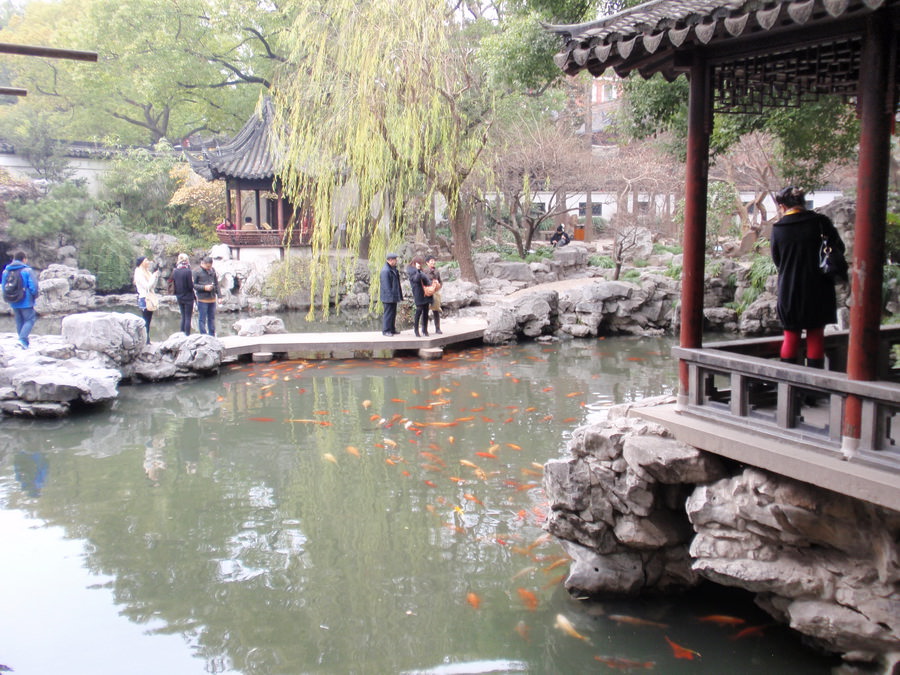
[488,116,588,256]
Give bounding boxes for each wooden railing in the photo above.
[673,327,900,466]
[217,229,310,247]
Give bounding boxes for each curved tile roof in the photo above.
[187,97,278,182]
[547,0,893,81]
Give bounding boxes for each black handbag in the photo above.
[819,223,848,281]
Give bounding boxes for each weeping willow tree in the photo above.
[271,0,494,314]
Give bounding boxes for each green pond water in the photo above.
[0,329,839,674]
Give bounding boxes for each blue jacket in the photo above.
[2,260,38,309]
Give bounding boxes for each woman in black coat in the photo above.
[770,186,846,368]
[406,255,432,337]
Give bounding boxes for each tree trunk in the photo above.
[447,193,478,284]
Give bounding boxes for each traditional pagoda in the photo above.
[187,97,313,257]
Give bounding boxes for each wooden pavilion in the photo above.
[548,0,900,509]
[186,98,313,255]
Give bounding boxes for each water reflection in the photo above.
[0,338,838,674]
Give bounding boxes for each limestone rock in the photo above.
[233,315,287,337]
[61,311,146,364]
[623,435,727,484]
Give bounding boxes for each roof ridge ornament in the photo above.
[787,0,816,24]
[724,13,750,36]
[755,5,782,30]
[822,0,850,16]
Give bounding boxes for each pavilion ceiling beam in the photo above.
[0,42,98,98]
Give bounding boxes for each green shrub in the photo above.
[653,243,682,255]
[589,255,615,268]
[78,215,136,291]
[664,264,682,279]
[622,269,641,281]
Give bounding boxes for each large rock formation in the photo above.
[0,312,224,416]
[544,401,725,595]
[544,405,900,666]
[687,469,900,662]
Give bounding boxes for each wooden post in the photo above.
[843,14,894,458]
[225,186,233,225]
[677,53,713,408]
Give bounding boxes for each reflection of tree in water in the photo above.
[0,338,686,673]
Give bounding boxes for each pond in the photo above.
[0,334,839,674]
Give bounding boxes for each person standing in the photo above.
[770,186,847,369]
[379,252,403,336]
[2,250,39,349]
[425,255,443,334]
[171,253,195,335]
[193,256,220,336]
[406,255,431,338]
[133,256,159,344]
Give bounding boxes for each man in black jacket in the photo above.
[193,256,220,336]
[171,253,195,335]
[379,253,402,336]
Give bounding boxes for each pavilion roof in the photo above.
[547,0,900,113]
[186,97,279,182]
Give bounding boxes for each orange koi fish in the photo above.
[448,476,465,484]
[369,414,381,421]
[419,451,446,467]
[407,405,434,411]
[542,558,570,573]
[424,480,437,488]
[593,655,655,670]
[561,417,578,423]
[383,438,398,448]
[470,392,480,398]
[542,387,553,392]
[322,453,338,464]
[729,625,769,640]
[517,588,538,611]
[527,533,552,551]
[665,636,701,660]
[345,446,360,457]
[521,468,542,477]
[514,620,530,642]
[455,416,476,422]
[566,391,583,398]
[248,417,276,422]
[542,572,566,590]
[698,615,745,626]
[609,615,668,629]
[463,493,483,506]
[471,406,485,412]
[475,452,497,459]
[401,470,411,477]
[488,444,501,453]
[466,592,481,609]
[391,398,406,403]
[517,483,540,492]
[448,435,455,444]
[525,406,537,412]
[313,410,329,415]
[480,416,494,423]
[285,419,332,426]
[362,399,372,409]
[554,614,591,643]
[459,459,480,469]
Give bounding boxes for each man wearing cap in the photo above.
[379,252,403,336]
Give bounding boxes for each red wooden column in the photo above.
[843,15,894,457]
[677,53,713,408]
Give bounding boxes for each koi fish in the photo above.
[467,592,481,609]
[729,624,769,640]
[609,615,668,629]
[511,566,537,581]
[566,391,583,398]
[521,468,542,477]
[362,399,371,409]
[488,444,501,453]
[383,438,398,448]
[480,416,494,423]
[424,480,437,488]
[345,446,361,457]
[554,614,591,643]
[419,451,446,467]
[665,636,701,660]
[448,436,455,444]
[593,655,655,670]
[476,452,497,459]
[470,406,485,412]
[542,572,567,590]
[391,398,406,403]
[407,405,434,411]
[455,416,475,422]
[698,615,745,626]
[542,558,570,573]
[514,620,530,642]
[448,476,465,484]
[313,410,329,415]
[322,453,338,464]
[248,417,276,422]
[459,460,480,469]
[286,419,332,426]
[525,406,537,412]
[463,493,483,506]
[561,417,578,423]
[517,588,538,611]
